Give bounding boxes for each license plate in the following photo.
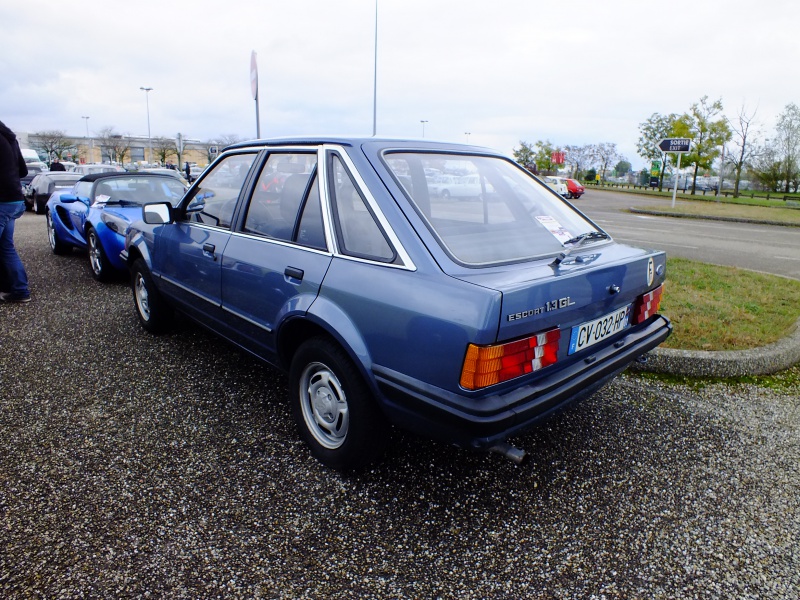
[568,305,631,354]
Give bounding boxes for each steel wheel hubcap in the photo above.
[300,362,349,449]
[134,273,150,320]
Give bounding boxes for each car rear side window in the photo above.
[184,153,256,228]
[243,152,321,247]
[328,154,395,262]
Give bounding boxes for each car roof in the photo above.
[223,136,499,154]
[78,172,176,183]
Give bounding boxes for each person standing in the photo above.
[49,157,66,171]
[184,161,191,182]
[0,120,31,303]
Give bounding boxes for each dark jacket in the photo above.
[0,121,27,202]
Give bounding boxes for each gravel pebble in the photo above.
[1,212,798,598]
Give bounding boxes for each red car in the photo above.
[565,178,585,199]
[552,177,585,199]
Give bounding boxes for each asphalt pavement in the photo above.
[1,211,799,598]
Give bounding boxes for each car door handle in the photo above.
[202,243,216,260]
[285,266,304,281]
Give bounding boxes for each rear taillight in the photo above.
[460,329,560,391]
[632,284,663,324]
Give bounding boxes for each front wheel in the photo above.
[289,337,389,471]
[46,210,71,255]
[131,258,173,334]
[87,228,112,282]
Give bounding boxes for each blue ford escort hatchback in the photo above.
[123,138,671,470]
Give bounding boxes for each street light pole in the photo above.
[140,86,153,164]
[464,132,471,143]
[420,120,428,138]
[81,116,91,163]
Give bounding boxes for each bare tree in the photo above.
[726,104,760,197]
[152,136,177,166]
[31,130,77,165]
[564,144,595,179]
[592,143,621,182]
[96,127,131,164]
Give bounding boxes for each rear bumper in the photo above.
[373,315,671,450]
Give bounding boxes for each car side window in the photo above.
[329,154,395,262]
[243,153,317,243]
[296,177,326,250]
[184,153,256,228]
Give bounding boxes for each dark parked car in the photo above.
[124,138,671,471]
[24,172,83,214]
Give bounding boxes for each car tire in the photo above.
[131,258,173,334]
[46,209,71,255]
[289,337,389,471]
[87,227,112,282]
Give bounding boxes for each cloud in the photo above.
[3,0,798,168]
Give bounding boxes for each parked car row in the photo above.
[40,137,670,472]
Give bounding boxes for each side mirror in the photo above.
[143,202,172,224]
[60,194,92,206]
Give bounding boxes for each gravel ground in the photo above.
[1,211,799,599]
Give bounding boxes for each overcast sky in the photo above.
[2,0,797,168]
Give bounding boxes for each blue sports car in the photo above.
[46,172,187,281]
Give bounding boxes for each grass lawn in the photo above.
[660,257,800,351]
[638,201,800,225]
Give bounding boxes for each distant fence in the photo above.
[587,181,800,203]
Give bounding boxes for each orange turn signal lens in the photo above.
[460,329,561,391]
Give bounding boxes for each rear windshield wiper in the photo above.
[551,230,610,267]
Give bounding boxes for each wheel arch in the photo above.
[276,299,378,398]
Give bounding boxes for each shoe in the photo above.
[0,292,31,303]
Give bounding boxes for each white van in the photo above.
[21,148,48,173]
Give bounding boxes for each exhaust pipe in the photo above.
[489,442,528,465]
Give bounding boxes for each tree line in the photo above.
[515,96,800,198]
[27,128,244,167]
[513,140,630,183]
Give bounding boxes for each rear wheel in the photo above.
[289,337,388,471]
[87,227,112,282]
[46,210,71,255]
[131,258,173,334]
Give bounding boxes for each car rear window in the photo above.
[383,152,600,266]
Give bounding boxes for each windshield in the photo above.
[383,152,603,265]
[91,176,187,207]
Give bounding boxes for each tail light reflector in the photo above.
[632,284,664,324]
[460,328,561,391]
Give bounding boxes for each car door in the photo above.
[153,152,258,328]
[219,150,332,361]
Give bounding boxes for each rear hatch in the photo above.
[449,242,666,361]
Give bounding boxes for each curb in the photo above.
[623,208,800,376]
[628,208,800,228]
[632,318,800,378]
